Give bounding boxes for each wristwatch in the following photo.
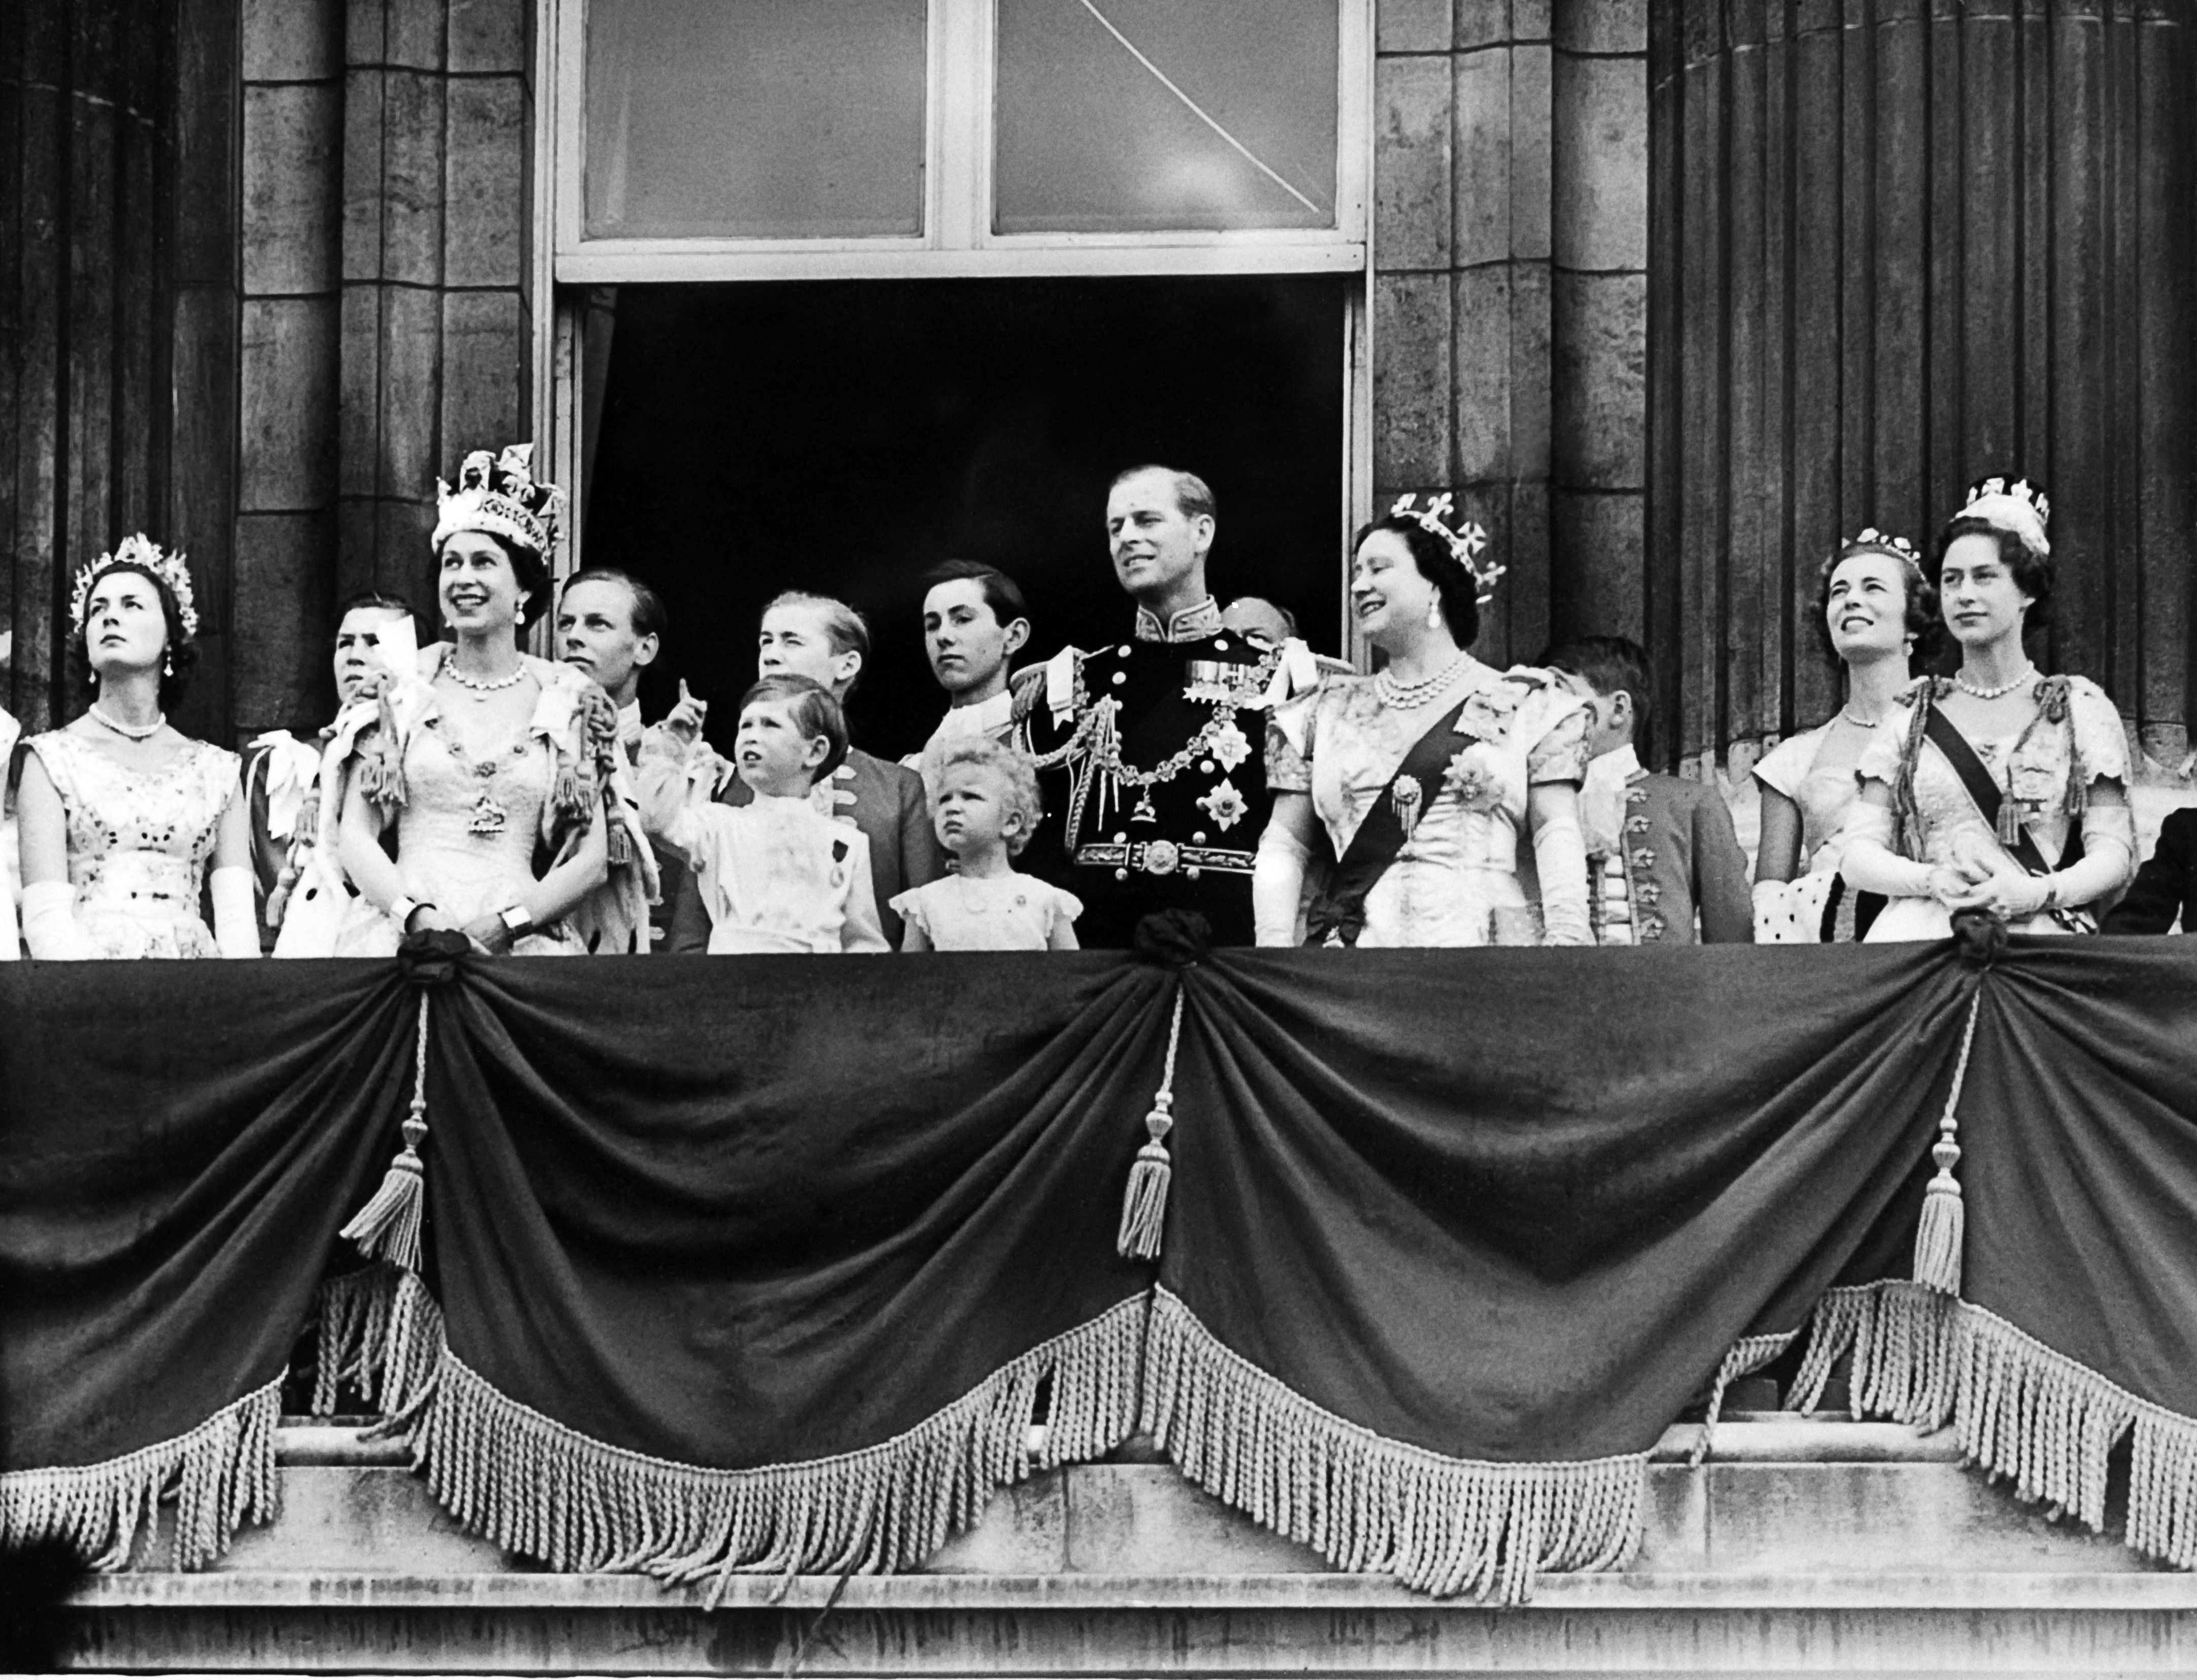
[499,904,535,937]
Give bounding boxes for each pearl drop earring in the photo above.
[1426,599,1443,631]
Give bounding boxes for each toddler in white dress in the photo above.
[894,739,1080,951]
[636,677,886,955]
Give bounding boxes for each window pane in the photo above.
[585,0,927,239]
[994,0,1338,234]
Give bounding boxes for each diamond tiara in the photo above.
[70,535,199,640]
[1390,493,1504,605]
[1959,474,2050,554]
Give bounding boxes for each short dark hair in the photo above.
[1541,636,1654,730]
[739,674,848,780]
[1932,517,2054,633]
[438,529,552,628]
[1110,464,1216,524]
[70,560,200,712]
[920,559,1030,630]
[337,589,414,621]
[562,568,667,640]
[1352,516,1481,649]
[1811,542,1942,668]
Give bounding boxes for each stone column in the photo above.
[1650,0,2197,770]
[335,0,534,670]
[1373,0,1649,676]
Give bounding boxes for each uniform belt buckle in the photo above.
[1140,839,1180,877]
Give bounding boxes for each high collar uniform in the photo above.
[1023,596,1310,948]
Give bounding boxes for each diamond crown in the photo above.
[431,443,566,560]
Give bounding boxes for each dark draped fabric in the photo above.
[424,954,1160,1465]
[6,939,2197,1590]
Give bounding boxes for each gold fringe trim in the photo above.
[1689,1328,1799,1466]
[0,1376,281,1571]
[1140,1286,1645,1604]
[311,1263,445,1420]
[1793,1280,2197,1568]
[400,1293,1147,1602]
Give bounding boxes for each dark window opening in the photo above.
[583,274,1347,764]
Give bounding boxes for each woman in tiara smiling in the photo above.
[1837,474,2135,939]
[15,536,258,959]
[1252,496,1592,947]
[299,444,653,957]
[1750,529,1941,942]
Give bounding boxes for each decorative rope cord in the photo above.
[340,992,432,1274]
[1116,988,1187,1261]
[1913,990,1984,1296]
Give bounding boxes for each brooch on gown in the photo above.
[1390,776,1423,842]
[466,755,509,836]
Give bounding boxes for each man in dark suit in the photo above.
[2103,808,2197,934]
[666,591,944,951]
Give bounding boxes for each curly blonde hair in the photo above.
[932,738,1045,856]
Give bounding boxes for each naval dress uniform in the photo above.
[1022,597,1317,949]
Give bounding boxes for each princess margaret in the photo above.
[1253,496,1592,948]
[1837,475,2134,938]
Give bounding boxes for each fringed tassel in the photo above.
[1689,1328,1800,1466]
[359,691,408,807]
[399,1294,1145,1602]
[1891,682,1938,860]
[1116,989,1186,1262]
[312,1262,446,1420]
[1996,797,2024,846]
[1140,1286,1645,1605]
[1913,992,1984,1296]
[1793,1279,2197,1570]
[340,993,432,1273]
[0,1376,281,1571]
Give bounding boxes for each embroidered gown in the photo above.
[1266,657,1592,947]
[25,731,241,959]
[1843,675,2133,941]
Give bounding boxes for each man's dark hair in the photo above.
[1540,636,1654,730]
[563,567,667,640]
[920,559,1030,630]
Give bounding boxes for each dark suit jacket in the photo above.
[1615,773,1755,944]
[2104,807,2197,934]
[665,746,945,952]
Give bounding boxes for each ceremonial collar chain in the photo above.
[1132,597,1224,643]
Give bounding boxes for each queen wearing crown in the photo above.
[1837,475,2135,938]
[1252,498,1593,947]
[286,445,654,958]
[15,537,259,959]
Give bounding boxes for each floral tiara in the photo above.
[1390,493,1503,605]
[1960,474,2050,555]
[1841,528,1920,567]
[70,535,198,640]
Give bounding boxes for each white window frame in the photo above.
[532,0,1374,611]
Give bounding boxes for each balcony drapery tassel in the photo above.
[1912,991,1983,1296]
[340,992,432,1274]
[1116,988,1186,1262]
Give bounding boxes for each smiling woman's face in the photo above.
[1937,533,2032,649]
[1349,528,1442,652]
[83,569,170,678]
[1824,552,1911,663]
[438,531,525,636]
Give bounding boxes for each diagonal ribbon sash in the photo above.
[1303,695,1473,947]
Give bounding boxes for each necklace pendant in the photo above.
[468,789,509,836]
[1131,789,1158,824]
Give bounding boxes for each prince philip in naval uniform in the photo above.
[1022,465,1317,948]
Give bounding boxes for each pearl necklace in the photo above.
[88,704,165,741]
[1375,652,1467,710]
[447,662,526,697]
[1838,706,1882,729]
[1953,664,2037,701]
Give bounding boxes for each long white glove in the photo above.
[211,865,261,959]
[1529,799,1591,946]
[22,881,95,960]
[1836,804,1937,898]
[1252,821,1310,947]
